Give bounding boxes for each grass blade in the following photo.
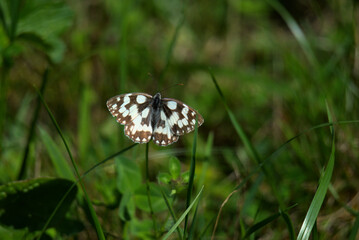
[349,215,359,240]
[163,186,204,240]
[281,211,295,240]
[266,0,318,67]
[296,106,336,240]
[209,70,260,164]
[17,68,48,180]
[159,13,185,85]
[36,88,105,240]
[39,127,75,180]
[160,187,183,239]
[244,212,281,239]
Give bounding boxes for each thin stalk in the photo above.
[18,69,49,180]
[145,143,158,238]
[36,89,105,240]
[184,115,199,237]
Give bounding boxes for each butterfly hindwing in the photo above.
[161,98,204,136]
[152,109,179,146]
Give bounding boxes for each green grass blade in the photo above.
[163,186,204,240]
[82,143,137,176]
[159,187,183,239]
[36,89,105,240]
[0,1,10,45]
[8,0,21,42]
[184,114,199,236]
[281,211,295,240]
[209,70,260,164]
[349,215,359,240]
[159,13,185,85]
[17,68,48,180]
[266,0,318,67]
[209,70,285,207]
[244,212,281,239]
[39,127,75,180]
[297,130,335,239]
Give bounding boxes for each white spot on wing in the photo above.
[167,101,177,110]
[182,119,188,126]
[169,112,179,126]
[182,107,189,116]
[142,108,150,118]
[112,103,117,109]
[161,111,167,121]
[119,107,126,113]
[123,110,129,117]
[136,95,146,104]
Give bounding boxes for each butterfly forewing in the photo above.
[107,93,153,143]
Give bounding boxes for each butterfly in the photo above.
[106,92,204,146]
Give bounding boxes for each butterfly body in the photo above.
[106,92,204,146]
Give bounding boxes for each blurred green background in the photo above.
[0,0,359,239]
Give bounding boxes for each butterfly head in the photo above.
[153,92,162,110]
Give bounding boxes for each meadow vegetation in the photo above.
[0,0,358,239]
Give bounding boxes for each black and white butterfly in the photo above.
[106,92,204,146]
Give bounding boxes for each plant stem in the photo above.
[145,143,158,238]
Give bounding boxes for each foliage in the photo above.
[0,0,359,239]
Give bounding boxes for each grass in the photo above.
[1,0,359,239]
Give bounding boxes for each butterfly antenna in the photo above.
[159,83,184,94]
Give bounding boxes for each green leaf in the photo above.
[129,219,154,239]
[16,0,73,63]
[118,192,134,221]
[181,171,189,183]
[0,178,77,231]
[169,156,181,180]
[134,183,168,213]
[158,172,172,184]
[116,157,142,194]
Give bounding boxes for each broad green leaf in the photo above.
[134,183,167,213]
[0,178,77,231]
[16,0,73,63]
[169,156,181,180]
[158,172,171,184]
[118,192,135,221]
[129,219,153,240]
[116,157,142,194]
